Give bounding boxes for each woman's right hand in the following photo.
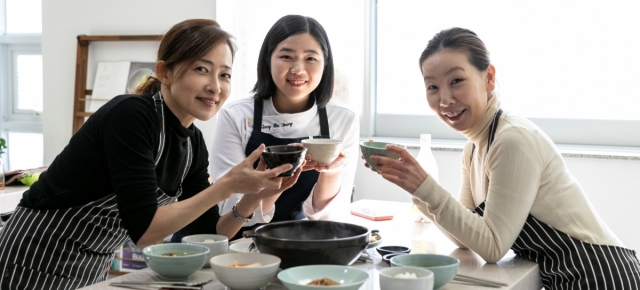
[220,144,293,195]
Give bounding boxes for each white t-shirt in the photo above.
[210,97,360,226]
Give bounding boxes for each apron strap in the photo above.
[319,106,329,136]
[152,92,166,167]
[253,98,264,133]
[470,109,503,164]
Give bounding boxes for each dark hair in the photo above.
[419,27,490,73]
[252,15,334,108]
[136,19,236,95]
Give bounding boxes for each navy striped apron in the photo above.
[0,93,193,290]
[472,109,640,289]
[230,98,329,240]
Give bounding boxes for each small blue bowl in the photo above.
[390,254,459,289]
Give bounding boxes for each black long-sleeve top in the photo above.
[19,94,220,243]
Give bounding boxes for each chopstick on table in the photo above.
[453,274,508,288]
[109,282,202,289]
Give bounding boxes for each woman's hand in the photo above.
[242,163,305,206]
[220,144,292,196]
[370,144,429,194]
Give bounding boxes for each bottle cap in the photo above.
[420,134,431,143]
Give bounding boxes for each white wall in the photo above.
[42,0,219,164]
[354,149,640,253]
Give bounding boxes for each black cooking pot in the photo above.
[243,220,370,269]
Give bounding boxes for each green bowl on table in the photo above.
[142,243,209,280]
[390,254,459,289]
[277,265,369,290]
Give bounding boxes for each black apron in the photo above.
[230,98,330,240]
[0,93,193,290]
[472,109,640,289]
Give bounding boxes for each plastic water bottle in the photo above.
[412,134,439,224]
[416,134,439,182]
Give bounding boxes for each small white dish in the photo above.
[379,266,434,290]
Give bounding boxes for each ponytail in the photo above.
[134,76,161,95]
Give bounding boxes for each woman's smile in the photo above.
[287,78,308,87]
[196,96,220,107]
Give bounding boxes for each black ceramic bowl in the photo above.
[376,245,411,257]
[262,145,307,177]
[243,220,370,269]
[382,252,408,265]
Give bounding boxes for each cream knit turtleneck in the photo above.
[411,95,623,263]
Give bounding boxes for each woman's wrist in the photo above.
[235,195,261,219]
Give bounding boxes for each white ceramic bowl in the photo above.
[379,266,434,290]
[301,139,343,166]
[182,234,229,267]
[229,241,259,253]
[277,265,369,290]
[210,252,280,290]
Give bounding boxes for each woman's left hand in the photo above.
[308,150,346,174]
[371,144,429,194]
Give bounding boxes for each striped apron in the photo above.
[472,109,640,289]
[0,92,193,290]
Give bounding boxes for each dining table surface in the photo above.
[79,199,542,290]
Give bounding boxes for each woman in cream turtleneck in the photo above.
[368,27,640,289]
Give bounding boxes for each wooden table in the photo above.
[81,199,542,289]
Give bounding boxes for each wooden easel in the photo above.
[72,35,162,134]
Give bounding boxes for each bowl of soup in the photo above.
[210,252,280,290]
[277,265,369,290]
[262,145,307,177]
[390,254,459,289]
[142,243,209,279]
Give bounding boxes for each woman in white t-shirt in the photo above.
[207,15,359,240]
[367,27,640,288]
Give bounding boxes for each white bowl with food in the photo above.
[277,265,369,290]
[182,234,228,267]
[210,252,280,290]
[379,266,434,290]
[229,241,259,253]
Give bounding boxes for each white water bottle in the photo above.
[412,134,439,223]
[416,134,439,182]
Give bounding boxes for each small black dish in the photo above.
[376,245,411,257]
[382,252,408,265]
[262,145,307,177]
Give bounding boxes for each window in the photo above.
[375,0,640,147]
[219,1,640,148]
[1,0,43,171]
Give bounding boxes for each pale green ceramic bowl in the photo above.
[142,243,209,280]
[278,265,369,290]
[390,254,459,289]
[359,141,404,171]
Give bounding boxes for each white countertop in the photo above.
[0,185,27,214]
[80,199,542,289]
